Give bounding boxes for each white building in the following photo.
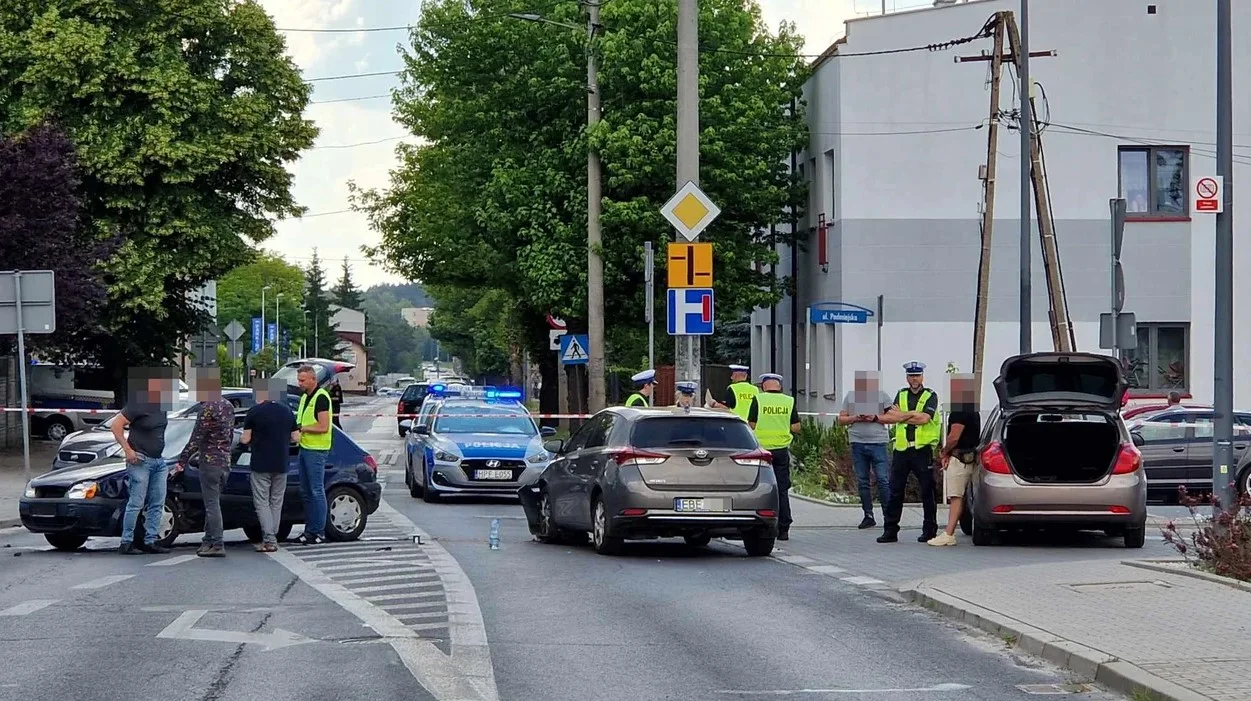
[329,305,368,393]
[750,0,1251,413]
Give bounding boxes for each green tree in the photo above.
[354,0,807,373]
[304,250,338,358]
[0,0,318,382]
[426,286,515,378]
[332,257,364,310]
[216,253,307,356]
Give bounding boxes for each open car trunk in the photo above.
[1002,411,1121,483]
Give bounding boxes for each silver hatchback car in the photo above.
[961,352,1148,548]
[519,406,780,556]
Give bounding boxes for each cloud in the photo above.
[258,0,359,68]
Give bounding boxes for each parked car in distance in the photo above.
[519,406,779,556]
[961,352,1148,548]
[397,382,429,436]
[1122,402,1209,421]
[1127,407,1251,501]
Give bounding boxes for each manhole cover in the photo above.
[1066,580,1172,593]
[1016,683,1088,695]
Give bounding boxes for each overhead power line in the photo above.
[310,93,392,104]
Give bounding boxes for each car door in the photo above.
[549,418,598,527]
[1184,413,1251,490]
[1133,416,1190,489]
[220,431,256,525]
[570,414,614,526]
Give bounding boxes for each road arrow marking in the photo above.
[0,600,58,616]
[156,610,314,651]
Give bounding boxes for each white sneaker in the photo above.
[927,532,957,547]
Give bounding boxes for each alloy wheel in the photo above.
[330,493,362,534]
[593,501,606,547]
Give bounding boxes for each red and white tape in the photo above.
[0,406,846,419]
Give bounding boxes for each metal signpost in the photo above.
[644,242,655,370]
[1099,198,1136,352]
[0,270,56,476]
[661,180,720,393]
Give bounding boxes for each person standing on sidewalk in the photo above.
[295,365,334,545]
[838,370,894,530]
[709,364,758,420]
[747,373,801,541]
[877,361,941,544]
[625,369,655,407]
[328,379,344,429]
[929,374,981,547]
[176,368,236,558]
[113,369,176,555]
[242,378,298,552]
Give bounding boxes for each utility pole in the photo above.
[674,0,700,389]
[585,0,606,412]
[971,15,1006,404]
[1018,0,1032,354]
[1212,0,1236,514]
[789,100,799,398]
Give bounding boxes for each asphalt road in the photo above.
[0,397,1130,700]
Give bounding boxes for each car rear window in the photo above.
[401,384,428,401]
[630,417,758,450]
[1002,365,1119,400]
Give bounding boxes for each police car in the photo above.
[399,385,557,502]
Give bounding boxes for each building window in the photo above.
[1120,323,1188,393]
[1118,146,1188,218]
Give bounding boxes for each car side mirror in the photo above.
[1130,431,1145,448]
[415,425,430,436]
[540,426,557,437]
[543,438,565,454]
[400,419,413,431]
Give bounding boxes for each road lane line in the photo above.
[0,600,59,616]
[364,591,445,603]
[394,611,451,622]
[774,554,818,565]
[71,574,135,589]
[716,683,972,695]
[333,572,441,586]
[320,560,434,572]
[147,554,198,567]
[840,576,885,586]
[806,565,847,575]
[349,581,442,594]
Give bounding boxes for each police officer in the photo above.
[673,381,697,410]
[710,364,759,421]
[747,373,800,541]
[877,361,940,544]
[625,369,655,407]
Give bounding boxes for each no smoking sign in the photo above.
[1193,175,1224,213]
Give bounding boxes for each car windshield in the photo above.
[631,417,759,449]
[433,405,536,435]
[402,384,428,401]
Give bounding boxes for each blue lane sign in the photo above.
[809,302,874,325]
[559,334,590,365]
[667,288,715,336]
[251,317,262,353]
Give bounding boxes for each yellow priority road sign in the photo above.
[660,180,721,241]
[667,242,713,288]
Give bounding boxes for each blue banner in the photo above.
[251,317,262,353]
[266,322,277,345]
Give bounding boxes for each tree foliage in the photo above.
[0,0,317,373]
[332,257,364,311]
[361,285,433,375]
[303,250,338,358]
[0,123,112,359]
[426,286,516,379]
[355,0,807,367]
[215,253,307,356]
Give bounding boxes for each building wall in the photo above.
[753,0,1251,413]
[336,340,368,393]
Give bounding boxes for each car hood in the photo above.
[435,433,542,459]
[28,457,134,487]
[57,431,120,456]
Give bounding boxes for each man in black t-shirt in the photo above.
[242,379,299,551]
[112,370,176,555]
[929,374,982,547]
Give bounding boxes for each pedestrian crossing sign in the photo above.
[559,334,590,365]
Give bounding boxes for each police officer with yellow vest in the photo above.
[747,373,801,540]
[877,361,940,544]
[625,369,655,407]
[295,365,334,545]
[710,364,759,421]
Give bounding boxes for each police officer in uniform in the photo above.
[710,364,759,421]
[877,361,940,544]
[673,381,697,410]
[625,369,655,407]
[747,373,801,540]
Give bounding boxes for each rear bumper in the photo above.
[361,483,383,514]
[19,498,123,537]
[608,512,777,539]
[972,471,1148,527]
[605,466,780,538]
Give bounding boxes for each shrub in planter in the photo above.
[1162,486,1251,583]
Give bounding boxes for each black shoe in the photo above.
[118,543,138,555]
[876,533,898,544]
[138,542,170,554]
[777,530,790,541]
[858,515,876,529]
[918,533,937,543]
[297,533,324,546]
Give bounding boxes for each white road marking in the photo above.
[365,591,445,603]
[155,610,313,651]
[774,554,818,565]
[71,574,135,589]
[384,602,449,612]
[716,683,972,695]
[806,565,847,575]
[350,581,443,594]
[0,599,59,616]
[320,560,434,572]
[394,611,452,621]
[333,572,441,586]
[839,576,886,586]
[147,554,198,567]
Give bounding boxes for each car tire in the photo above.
[421,465,441,503]
[325,487,368,542]
[534,490,564,544]
[399,427,408,438]
[959,488,974,536]
[134,498,181,549]
[408,457,423,498]
[591,497,624,556]
[45,534,88,551]
[45,417,73,442]
[1123,523,1146,549]
[743,531,775,557]
[970,513,996,547]
[1238,466,1251,498]
[683,533,712,548]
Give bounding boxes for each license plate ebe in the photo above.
[674,497,725,512]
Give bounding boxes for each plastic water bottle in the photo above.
[488,518,501,550]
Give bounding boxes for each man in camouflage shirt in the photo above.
[177,369,237,558]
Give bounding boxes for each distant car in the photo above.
[396,382,429,436]
[20,422,380,551]
[961,352,1148,548]
[272,358,356,407]
[518,406,779,556]
[1122,403,1208,421]
[1127,407,1251,500]
[401,386,556,502]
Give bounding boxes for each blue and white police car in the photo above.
[400,385,557,502]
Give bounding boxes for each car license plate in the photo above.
[674,498,725,512]
[31,503,57,516]
[474,469,513,481]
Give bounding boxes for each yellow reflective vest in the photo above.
[625,393,649,407]
[297,388,334,451]
[752,392,796,450]
[728,381,759,421]
[891,388,940,451]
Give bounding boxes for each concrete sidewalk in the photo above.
[0,441,57,528]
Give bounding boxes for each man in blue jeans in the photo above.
[112,370,176,554]
[294,365,334,545]
[838,370,894,530]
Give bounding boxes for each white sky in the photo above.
[258,0,934,288]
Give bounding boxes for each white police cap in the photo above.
[675,381,697,395]
[903,361,926,375]
[728,364,749,373]
[631,369,656,384]
[758,372,783,384]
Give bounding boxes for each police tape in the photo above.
[0,407,847,419]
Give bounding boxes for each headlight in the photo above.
[433,450,460,463]
[23,483,36,498]
[526,452,550,464]
[66,481,99,500]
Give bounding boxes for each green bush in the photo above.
[790,416,940,504]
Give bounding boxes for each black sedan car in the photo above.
[20,424,381,551]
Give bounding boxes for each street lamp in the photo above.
[261,284,272,351]
[302,310,310,358]
[275,293,285,363]
[507,9,606,412]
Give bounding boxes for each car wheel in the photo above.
[958,488,973,536]
[1239,466,1251,497]
[683,533,712,548]
[45,417,73,442]
[408,456,423,498]
[326,487,368,541]
[970,513,996,547]
[399,427,408,438]
[591,497,623,555]
[45,534,88,551]
[421,465,441,503]
[1123,522,1147,549]
[742,530,775,557]
[534,489,563,543]
[134,499,181,548]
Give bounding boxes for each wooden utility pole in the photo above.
[969,16,1006,403]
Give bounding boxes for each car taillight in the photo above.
[981,441,1012,474]
[732,449,773,466]
[363,455,378,474]
[1111,443,1142,474]
[611,448,668,466]
[397,401,404,414]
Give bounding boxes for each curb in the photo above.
[904,586,1211,701]
[0,518,21,530]
[1122,558,1251,594]
[790,491,924,509]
